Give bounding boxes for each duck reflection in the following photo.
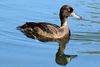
[56,42,77,66]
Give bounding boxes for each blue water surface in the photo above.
[0,0,100,67]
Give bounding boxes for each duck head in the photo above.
[60,5,81,19]
[59,5,82,26]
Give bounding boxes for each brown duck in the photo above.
[17,5,81,48]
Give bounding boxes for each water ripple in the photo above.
[79,51,100,54]
[71,32,100,42]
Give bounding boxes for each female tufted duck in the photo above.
[17,5,81,46]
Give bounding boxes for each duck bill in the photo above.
[70,12,82,19]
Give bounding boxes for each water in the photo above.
[0,0,100,67]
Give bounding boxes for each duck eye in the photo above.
[68,8,70,12]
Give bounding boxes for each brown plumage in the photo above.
[17,5,81,45]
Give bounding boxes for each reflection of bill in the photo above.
[55,44,77,66]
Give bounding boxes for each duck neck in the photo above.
[61,18,68,27]
[60,16,68,27]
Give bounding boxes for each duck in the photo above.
[17,5,81,46]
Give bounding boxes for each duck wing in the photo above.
[26,22,60,34]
